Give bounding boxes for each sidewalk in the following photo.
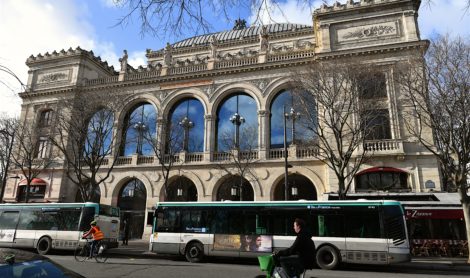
[107,242,470,272]
[107,239,157,258]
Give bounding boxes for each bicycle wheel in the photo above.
[74,244,90,262]
[95,243,108,263]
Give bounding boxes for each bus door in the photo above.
[344,206,386,263]
[0,210,20,246]
[209,208,242,258]
[314,212,346,250]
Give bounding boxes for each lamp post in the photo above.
[283,105,299,200]
[287,107,301,144]
[179,101,194,152]
[133,107,148,155]
[229,100,245,149]
[133,121,147,155]
[229,95,245,201]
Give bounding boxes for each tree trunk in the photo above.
[338,179,346,200]
[461,200,470,264]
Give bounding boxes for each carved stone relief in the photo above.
[37,69,71,84]
[157,90,169,103]
[249,78,270,92]
[337,21,399,43]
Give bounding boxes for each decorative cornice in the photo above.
[26,46,116,74]
[20,40,427,98]
[314,0,413,15]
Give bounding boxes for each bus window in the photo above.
[57,209,81,230]
[0,211,20,229]
[211,208,244,234]
[242,210,257,234]
[99,204,120,217]
[18,210,39,230]
[317,214,344,237]
[156,209,181,232]
[270,209,308,236]
[79,207,96,231]
[181,209,209,233]
[345,211,381,238]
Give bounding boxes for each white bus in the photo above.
[150,200,410,269]
[0,202,120,254]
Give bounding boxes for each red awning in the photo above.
[405,209,464,220]
[356,167,407,175]
[18,178,47,186]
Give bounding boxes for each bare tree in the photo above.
[143,117,185,201]
[0,115,18,202]
[215,124,259,201]
[50,92,127,202]
[111,0,470,38]
[112,0,319,38]
[291,61,387,199]
[10,119,53,202]
[396,35,470,263]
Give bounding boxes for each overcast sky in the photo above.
[1,0,469,117]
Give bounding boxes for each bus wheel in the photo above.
[37,237,52,255]
[316,245,340,270]
[185,242,204,263]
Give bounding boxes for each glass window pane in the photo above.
[0,211,20,229]
[270,90,316,148]
[122,103,157,156]
[216,94,258,151]
[169,98,204,153]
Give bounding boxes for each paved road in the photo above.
[46,253,470,278]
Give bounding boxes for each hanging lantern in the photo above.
[291,185,298,197]
[231,186,238,196]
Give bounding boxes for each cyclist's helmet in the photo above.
[90,220,97,226]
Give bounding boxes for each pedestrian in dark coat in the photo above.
[122,219,130,246]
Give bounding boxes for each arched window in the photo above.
[121,103,157,156]
[216,93,258,151]
[167,176,198,201]
[270,89,316,148]
[168,98,204,153]
[216,175,254,201]
[85,108,114,156]
[38,109,53,127]
[355,167,409,191]
[273,174,317,201]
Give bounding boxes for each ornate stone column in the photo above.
[204,114,215,161]
[258,110,268,160]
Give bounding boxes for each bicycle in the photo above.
[74,238,108,263]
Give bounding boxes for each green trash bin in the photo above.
[258,255,274,278]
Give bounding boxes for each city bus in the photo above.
[0,202,120,254]
[150,200,410,269]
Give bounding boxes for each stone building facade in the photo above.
[4,0,442,239]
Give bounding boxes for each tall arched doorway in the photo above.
[273,174,317,200]
[167,176,198,201]
[216,175,254,201]
[118,179,147,239]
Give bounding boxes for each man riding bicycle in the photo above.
[82,220,104,258]
[273,218,316,277]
